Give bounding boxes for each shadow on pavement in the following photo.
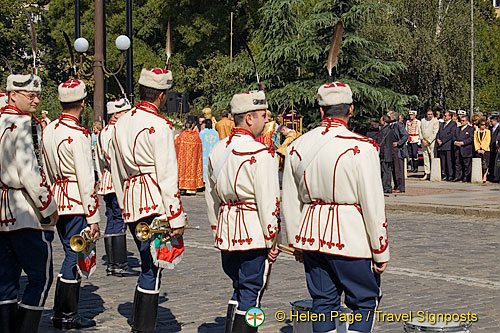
[101,251,141,268]
[279,320,293,332]
[118,293,182,332]
[197,316,225,332]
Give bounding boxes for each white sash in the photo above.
[211,135,255,183]
[294,126,349,179]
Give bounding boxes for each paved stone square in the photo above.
[34,194,499,332]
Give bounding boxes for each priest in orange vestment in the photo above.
[175,119,204,194]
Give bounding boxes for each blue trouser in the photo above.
[303,251,381,333]
[0,229,54,309]
[104,193,125,235]
[221,249,269,314]
[56,215,88,280]
[128,216,163,292]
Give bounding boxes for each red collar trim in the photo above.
[226,128,255,146]
[231,127,255,139]
[108,118,117,125]
[57,113,90,136]
[59,113,80,124]
[1,105,30,116]
[321,117,348,128]
[135,101,159,114]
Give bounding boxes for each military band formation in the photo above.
[0,23,391,333]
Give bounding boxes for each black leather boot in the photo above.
[224,300,238,333]
[52,277,96,329]
[232,313,258,333]
[111,234,139,277]
[16,306,42,333]
[104,236,116,275]
[0,303,17,333]
[131,288,159,333]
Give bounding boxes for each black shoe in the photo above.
[16,306,43,333]
[451,178,459,182]
[0,303,17,332]
[52,314,96,330]
[441,175,447,181]
[131,288,159,332]
[52,277,96,329]
[105,235,140,277]
[224,301,238,333]
[232,313,257,333]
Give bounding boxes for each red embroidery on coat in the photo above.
[217,201,256,247]
[289,147,302,160]
[226,128,255,147]
[265,197,280,240]
[321,117,347,134]
[372,218,389,254]
[58,114,90,137]
[337,133,379,150]
[168,190,184,220]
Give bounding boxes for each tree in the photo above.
[196,0,414,131]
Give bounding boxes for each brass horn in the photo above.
[69,231,104,252]
[135,219,172,242]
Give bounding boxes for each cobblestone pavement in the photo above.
[34,194,499,332]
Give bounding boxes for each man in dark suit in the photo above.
[437,111,457,180]
[379,115,394,194]
[488,115,499,182]
[453,115,474,182]
[388,111,409,193]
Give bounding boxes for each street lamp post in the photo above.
[75,0,80,39]
[94,0,105,123]
[470,0,474,117]
[126,0,134,104]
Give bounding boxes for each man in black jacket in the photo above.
[380,115,394,194]
[488,115,499,182]
[388,111,409,193]
[437,111,457,180]
[453,115,474,182]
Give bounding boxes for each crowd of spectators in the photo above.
[366,109,500,195]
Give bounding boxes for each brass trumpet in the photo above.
[135,218,172,242]
[70,230,104,252]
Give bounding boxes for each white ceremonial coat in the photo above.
[42,113,100,224]
[96,119,116,195]
[205,128,280,251]
[0,106,57,232]
[282,118,390,263]
[110,101,186,228]
[419,117,440,144]
[406,119,421,144]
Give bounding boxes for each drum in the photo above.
[404,319,472,332]
[291,299,348,333]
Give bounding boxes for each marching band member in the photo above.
[110,68,186,332]
[42,79,100,329]
[96,98,138,277]
[0,74,58,332]
[205,90,280,333]
[406,110,420,173]
[282,82,390,333]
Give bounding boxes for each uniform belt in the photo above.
[54,177,77,184]
[220,201,257,211]
[307,200,361,211]
[409,134,419,136]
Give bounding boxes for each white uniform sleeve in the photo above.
[253,150,280,247]
[73,134,100,224]
[282,145,303,247]
[356,146,390,263]
[110,127,125,209]
[95,133,105,181]
[151,124,186,229]
[15,120,57,217]
[204,156,220,237]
